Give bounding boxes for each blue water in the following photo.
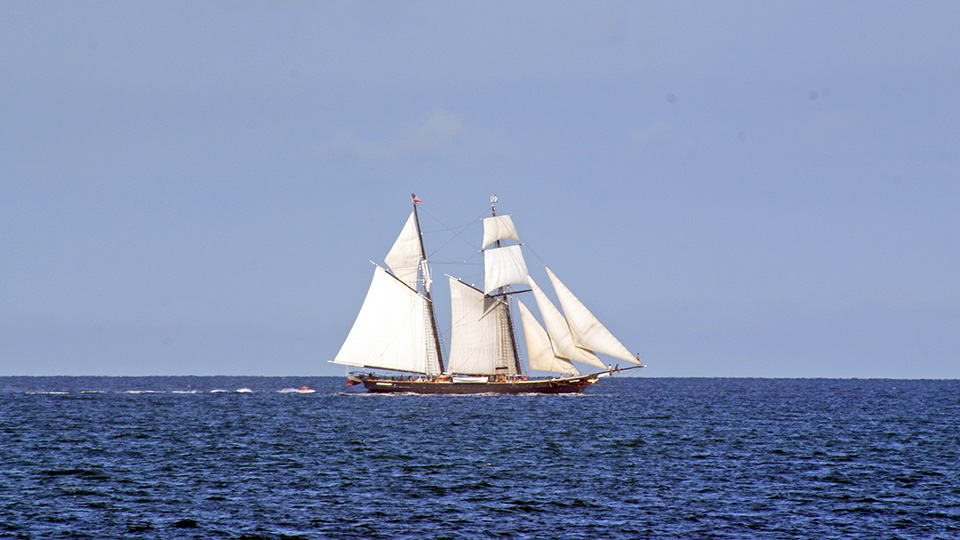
[1,377,958,539]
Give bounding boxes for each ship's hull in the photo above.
[354,373,605,394]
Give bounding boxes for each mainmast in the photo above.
[489,194,524,376]
[412,195,445,374]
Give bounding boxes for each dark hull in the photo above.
[356,373,604,394]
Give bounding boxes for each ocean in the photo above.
[1,377,958,539]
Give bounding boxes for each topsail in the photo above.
[484,244,529,294]
[482,215,520,249]
[383,211,421,290]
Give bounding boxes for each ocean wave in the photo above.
[278,388,315,394]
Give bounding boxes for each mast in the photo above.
[489,194,524,376]
[412,197,446,373]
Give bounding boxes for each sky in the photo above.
[2,2,958,378]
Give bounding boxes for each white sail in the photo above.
[447,277,517,375]
[484,244,530,294]
[527,276,606,369]
[332,266,440,374]
[517,300,580,375]
[383,211,421,290]
[482,215,520,249]
[546,267,638,365]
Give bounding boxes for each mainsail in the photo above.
[331,266,442,375]
[447,277,519,376]
[332,203,443,375]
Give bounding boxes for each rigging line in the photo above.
[417,207,487,258]
[419,206,486,235]
[436,246,485,267]
[426,222,482,258]
[420,219,476,234]
[429,258,483,266]
[416,206,476,234]
[429,249,484,266]
[457,272,486,287]
[517,234,548,270]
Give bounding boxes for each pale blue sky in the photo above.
[2,2,958,377]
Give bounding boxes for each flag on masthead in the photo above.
[411,193,422,205]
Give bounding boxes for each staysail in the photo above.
[447,277,518,376]
[332,266,442,375]
[517,300,580,375]
[526,276,605,369]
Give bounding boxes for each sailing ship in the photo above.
[331,194,644,394]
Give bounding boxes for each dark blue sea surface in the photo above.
[1,377,958,539]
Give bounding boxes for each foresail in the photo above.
[484,244,530,294]
[517,300,579,375]
[383,211,421,290]
[546,267,638,364]
[332,266,440,374]
[447,277,517,376]
[482,215,520,249]
[527,276,606,369]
